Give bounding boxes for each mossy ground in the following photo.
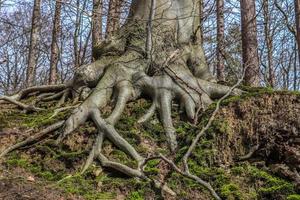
[0,89,299,199]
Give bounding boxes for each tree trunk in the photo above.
[199,0,204,43]
[216,0,225,81]
[294,0,300,90]
[106,0,123,38]
[49,0,62,85]
[240,0,260,86]
[263,0,275,87]
[73,0,81,69]
[92,0,103,60]
[3,2,242,198]
[26,0,41,87]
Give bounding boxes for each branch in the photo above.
[274,0,297,37]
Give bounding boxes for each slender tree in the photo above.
[26,0,41,86]
[294,0,300,90]
[216,0,225,81]
[49,0,62,84]
[262,0,275,87]
[199,0,204,42]
[240,0,260,86]
[106,0,123,38]
[92,0,103,60]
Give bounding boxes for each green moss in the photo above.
[230,166,245,175]
[58,174,116,200]
[220,183,242,200]
[144,159,160,175]
[5,152,64,181]
[288,194,300,200]
[110,149,137,167]
[126,191,144,200]
[249,166,294,194]
[6,155,28,168]
[0,108,69,129]
[209,86,299,109]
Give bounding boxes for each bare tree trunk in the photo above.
[26,0,41,87]
[294,43,298,91]
[106,0,123,38]
[294,0,300,90]
[74,0,81,69]
[199,0,204,43]
[92,0,103,61]
[240,0,260,86]
[49,0,62,85]
[216,0,225,81]
[263,0,275,87]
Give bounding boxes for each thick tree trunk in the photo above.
[216,0,225,81]
[263,0,275,87]
[106,0,123,38]
[240,0,260,86]
[92,0,103,61]
[26,0,41,87]
[49,0,62,85]
[1,2,243,199]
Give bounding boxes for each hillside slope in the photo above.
[0,88,299,200]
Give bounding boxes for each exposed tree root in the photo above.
[49,105,79,119]
[0,120,65,159]
[0,1,253,198]
[2,84,67,102]
[236,144,260,161]
[0,63,242,199]
[0,95,44,112]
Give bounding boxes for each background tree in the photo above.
[240,0,260,86]
[262,0,275,87]
[106,0,123,38]
[92,0,103,60]
[49,0,63,84]
[0,1,299,200]
[294,0,300,90]
[216,0,225,81]
[26,0,41,86]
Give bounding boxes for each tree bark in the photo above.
[92,0,103,61]
[263,0,275,87]
[26,0,41,87]
[199,0,204,43]
[106,0,123,38]
[216,0,225,81]
[294,0,300,90]
[240,0,260,86]
[49,0,62,85]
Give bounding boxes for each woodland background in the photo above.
[0,0,299,95]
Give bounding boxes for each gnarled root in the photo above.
[0,58,242,200]
[0,95,44,112]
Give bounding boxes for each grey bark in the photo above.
[1,1,244,199]
[49,0,62,84]
[263,0,275,87]
[216,0,225,81]
[294,0,300,90]
[26,0,41,87]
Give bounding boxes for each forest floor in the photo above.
[0,87,299,200]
